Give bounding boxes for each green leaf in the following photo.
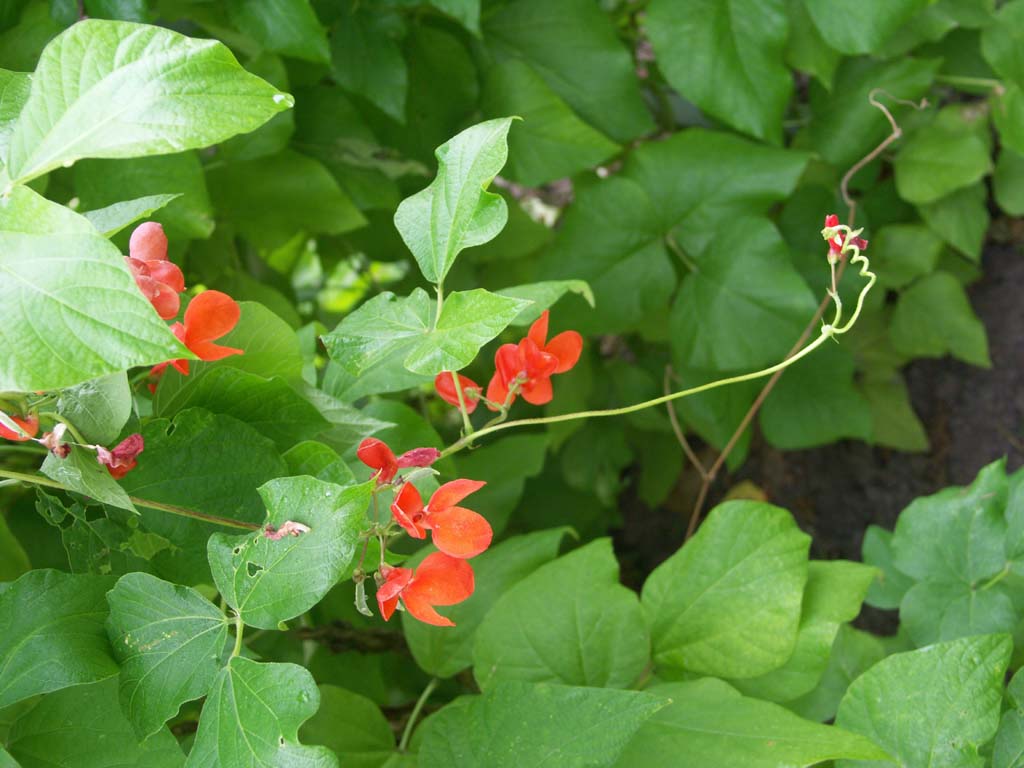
[394,117,514,284]
[6,678,185,768]
[0,68,30,162]
[482,0,653,142]
[801,0,930,55]
[785,0,839,88]
[894,120,992,204]
[646,0,790,142]
[81,193,181,238]
[106,572,229,739]
[835,634,1011,768]
[329,4,406,122]
[994,710,1024,768]
[283,441,356,486]
[403,528,567,678]
[862,525,914,610]
[617,678,889,767]
[119,409,287,585]
[42,444,137,513]
[417,681,666,768]
[57,372,132,445]
[995,148,1024,215]
[322,287,530,381]
[541,130,809,334]
[428,0,479,33]
[186,657,336,768]
[670,217,817,372]
[472,538,647,689]
[981,0,1024,87]
[993,84,1024,156]
[0,514,30,580]
[226,0,328,63]
[208,477,372,629]
[729,561,877,703]
[643,500,810,677]
[870,223,944,289]
[299,685,395,765]
[0,185,191,392]
[890,271,990,366]
[0,570,117,708]
[208,149,366,249]
[5,19,292,185]
[481,59,619,186]
[918,182,989,261]
[74,153,214,241]
[496,279,595,326]
[861,370,929,452]
[760,344,873,450]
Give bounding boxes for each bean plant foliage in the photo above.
[0,1,1020,767]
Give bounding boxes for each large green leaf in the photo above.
[643,501,810,677]
[6,678,185,768]
[646,0,791,142]
[894,119,992,204]
[329,3,406,121]
[417,682,666,768]
[208,477,372,629]
[617,678,888,767]
[299,685,395,766]
[394,117,514,284]
[890,271,990,367]
[670,217,817,372]
[801,0,930,55]
[835,634,1011,768]
[226,0,328,63]
[0,570,117,708]
[403,528,567,678]
[981,0,1024,88]
[0,185,191,392]
[473,538,649,690]
[80,193,182,238]
[5,19,292,184]
[186,657,336,768]
[57,372,132,445]
[106,572,229,739]
[0,68,30,162]
[42,444,137,513]
[870,223,944,289]
[918,182,989,261]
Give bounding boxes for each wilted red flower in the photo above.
[0,413,38,442]
[823,214,868,256]
[434,372,481,413]
[376,552,475,626]
[126,223,185,320]
[264,521,311,540]
[96,434,144,480]
[357,438,441,485]
[153,291,243,376]
[486,311,583,408]
[390,478,491,558]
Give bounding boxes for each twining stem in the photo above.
[935,74,1005,94]
[450,371,474,437]
[0,468,261,531]
[231,613,245,658]
[400,677,439,752]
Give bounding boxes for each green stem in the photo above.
[38,412,87,445]
[450,371,474,437]
[400,677,439,752]
[979,563,1012,591]
[0,468,261,531]
[433,282,444,330]
[231,613,245,658]
[935,74,1005,93]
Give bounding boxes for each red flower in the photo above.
[823,214,868,256]
[357,438,441,485]
[390,478,491,558]
[126,223,185,320]
[486,312,582,408]
[376,552,475,626]
[0,413,38,441]
[434,372,481,413]
[96,434,144,480]
[154,291,243,376]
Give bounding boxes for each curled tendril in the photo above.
[821,223,876,337]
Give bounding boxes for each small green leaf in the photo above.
[835,634,1011,768]
[472,538,647,690]
[5,19,292,184]
[643,500,810,677]
[981,0,1024,87]
[994,710,1024,768]
[208,477,372,629]
[403,528,567,678]
[890,271,990,366]
[861,370,930,452]
[995,148,1024,215]
[283,441,357,486]
[862,525,915,610]
[0,570,118,708]
[42,444,137,513]
[801,0,930,55]
[417,681,666,768]
[918,182,989,261]
[428,0,479,33]
[894,119,992,204]
[496,279,595,326]
[299,685,395,764]
[617,678,889,767]
[6,677,185,768]
[395,117,514,284]
[57,372,133,445]
[646,0,791,142]
[81,193,181,238]
[186,657,336,768]
[227,0,328,63]
[329,5,406,122]
[870,223,944,289]
[0,185,191,392]
[106,572,229,739]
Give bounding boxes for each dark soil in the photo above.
[617,240,1024,632]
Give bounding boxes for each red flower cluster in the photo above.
[357,437,492,626]
[126,223,185,320]
[433,310,583,413]
[0,412,38,442]
[823,214,868,258]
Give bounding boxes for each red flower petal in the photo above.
[427,506,493,559]
[428,479,486,513]
[485,370,511,410]
[147,260,185,294]
[142,277,181,320]
[824,214,840,229]
[520,338,558,380]
[409,552,474,604]
[183,291,241,345]
[545,330,583,374]
[527,310,549,348]
[0,414,39,441]
[129,222,168,262]
[391,481,427,538]
[376,566,413,621]
[434,372,481,413]
[521,376,554,406]
[494,343,522,387]
[357,437,398,483]
[396,447,441,469]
